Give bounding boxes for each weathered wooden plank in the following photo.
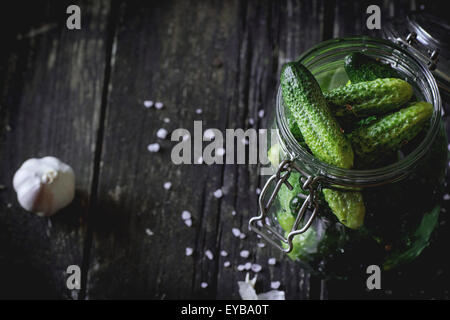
[0,0,111,299]
[84,0,326,299]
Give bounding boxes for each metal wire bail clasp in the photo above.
[249,159,321,253]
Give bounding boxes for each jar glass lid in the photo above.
[382,11,450,98]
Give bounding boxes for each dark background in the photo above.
[0,0,449,300]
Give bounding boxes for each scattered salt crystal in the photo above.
[184,219,192,227]
[268,258,276,265]
[145,228,154,236]
[197,156,203,164]
[270,281,281,290]
[257,220,263,228]
[241,138,249,145]
[181,210,192,220]
[143,100,153,108]
[224,261,231,267]
[251,264,262,273]
[244,262,252,270]
[196,108,203,114]
[205,250,214,260]
[216,147,225,156]
[256,188,261,195]
[163,182,172,190]
[185,247,193,256]
[239,233,246,240]
[220,250,228,257]
[232,228,241,237]
[258,110,265,118]
[163,117,170,123]
[214,189,223,198]
[257,243,266,248]
[444,194,450,200]
[156,128,168,139]
[155,102,164,109]
[183,134,190,141]
[447,144,450,151]
[204,129,216,140]
[248,118,255,125]
[201,282,208,288]
[147,143,160,152]
[231,210,236,216]
[237,265,245,271]
[240,250,250,258]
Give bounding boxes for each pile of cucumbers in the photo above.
[278,52,433,232]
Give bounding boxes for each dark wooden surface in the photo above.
[0,0,449,300]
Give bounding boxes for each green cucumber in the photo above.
[344,52,399,83]
[349,101,433,168]
[281,61,354,168]
[322,189,365,229]
[325,78,413,119]
[281,61,365,229]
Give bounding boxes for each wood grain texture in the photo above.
[1,0,449,300]
[0,0,110,299]
[84,0,326,299]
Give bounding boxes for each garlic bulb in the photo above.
[13,157,75,217]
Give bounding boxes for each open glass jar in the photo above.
[250,37,447,278]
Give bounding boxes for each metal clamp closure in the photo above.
[249,159,321,253]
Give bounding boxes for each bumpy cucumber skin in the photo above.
[325,78,413,118]
[322,189,365,229]
[350,101,433,168]
[281,62,354,169]
[281,62,365,229]
[344,52,399,83]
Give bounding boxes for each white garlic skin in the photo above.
[13,157,75,217]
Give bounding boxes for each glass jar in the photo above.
[250,36,447,279]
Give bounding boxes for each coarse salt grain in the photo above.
[257,243,266,248]
[268,258,276,265]
[224,261,231,268]
[156,128,168,139]
[232,210,236,216]
[237,265,245,271]
[216,147,225,156]
[155,102,164,109]
[239,233,246,240]
[220,250,228,257]
[244,262,252,270]
[145,228,154,236]
[196,109,203,114]
[241,138,249,145]
[232,228,241,237]
[256,188,261,195]
[444,194,450,200]
[197,156,203,164]
[214,189,223,198]
[248,118,255,125]
[240,250,250,258]
[163,117,170,123]
[144,100,154,108]
[184,219,192,227]
[205,250,214,260]
[163,182,172,190]
[147,143,160,153]
[201,282,208,288]
[258,110,265,118]
[204,129,215,140]
[181,210,191,220]
[185,247,193,256]
[251,264,262,273]
[271,281,281,289]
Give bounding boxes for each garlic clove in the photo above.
[13,157,75,217]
